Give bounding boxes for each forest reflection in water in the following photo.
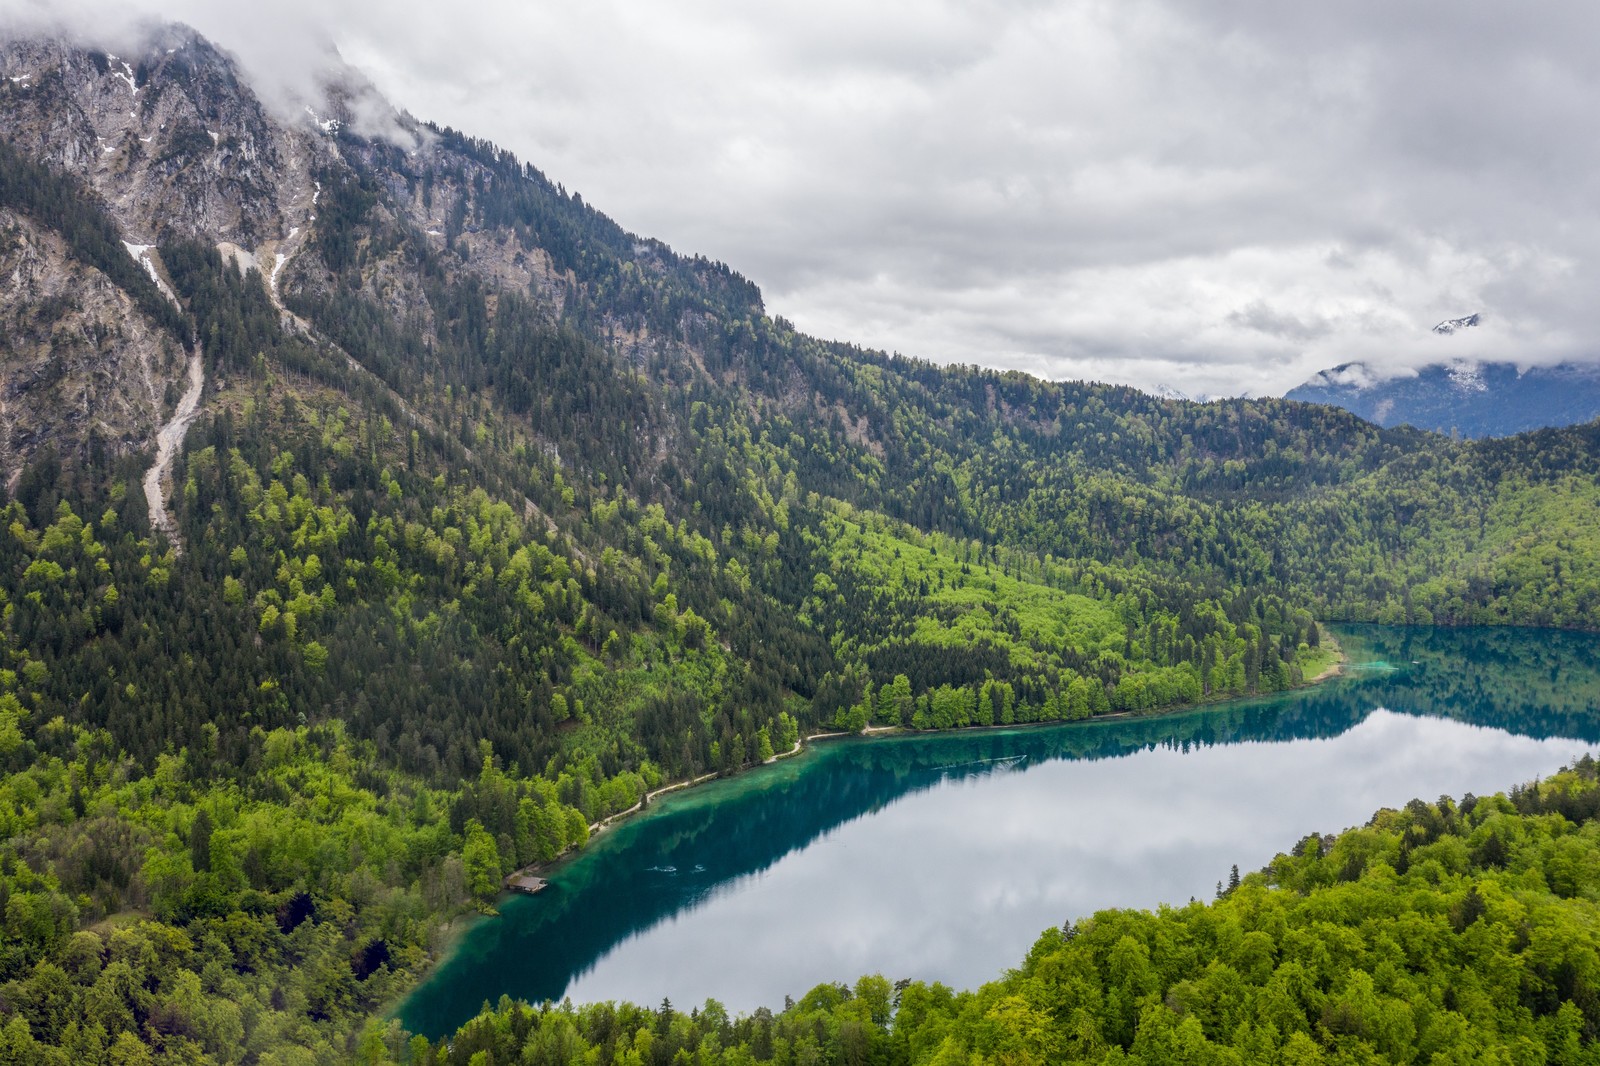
[399,626,1600,1035]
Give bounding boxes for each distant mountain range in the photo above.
[1286,359,1600,438]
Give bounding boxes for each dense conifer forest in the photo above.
[2,35,1600,1061]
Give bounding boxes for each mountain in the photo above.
[3,23,1600,1062]
[1432,312,1481,335]
[1286,358,1600,437]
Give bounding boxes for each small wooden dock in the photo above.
[504,872,548,894]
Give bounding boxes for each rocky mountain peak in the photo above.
[0,28,334,248]
[1431,312,1481,335]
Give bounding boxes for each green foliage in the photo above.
[806,504,1322,727]
[413,758,1600,1065]
[6,59,1600,1063]
[0,717,587,1062]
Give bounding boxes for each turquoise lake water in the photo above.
[398,626,1600,1036]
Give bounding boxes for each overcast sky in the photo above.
[10,0,1600,396]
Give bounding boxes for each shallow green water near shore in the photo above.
[399,626,1600,1037]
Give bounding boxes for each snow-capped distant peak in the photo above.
[1149,383,1220,403]
[1432,312,1481,335]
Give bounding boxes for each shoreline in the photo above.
[392,632,1351,1027]
[429,907,490,959]
[498,633,1348,887]
[496,770,724,891]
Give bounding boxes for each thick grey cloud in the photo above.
[8,0,1600,396]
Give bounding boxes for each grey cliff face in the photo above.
[0,27,346,484]
[0,207,182,489]
[0,29,336,247]
[0,20,755,490]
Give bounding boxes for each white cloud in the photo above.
[8,0,1600,395]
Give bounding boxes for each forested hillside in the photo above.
[1,27,1599,1062]
[399,757,1600,1065]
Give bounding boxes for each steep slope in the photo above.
[1,22,1600,1063]
[0,204,175,488]
[1286,359,1600,438]
[0,29,336,252]
[0,132,192,493]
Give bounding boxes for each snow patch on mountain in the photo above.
[106,54,138,95]
[304,106,340,135]
[121,241,178,303]
[1446,360,1487,393]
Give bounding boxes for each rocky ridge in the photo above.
[0,22,781,550]
[0,28,329,493]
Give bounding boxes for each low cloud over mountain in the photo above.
[9,0,1600,397]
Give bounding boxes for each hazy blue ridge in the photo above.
[1286,360,1600,438]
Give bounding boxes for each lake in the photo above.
[398,626,1600,1036]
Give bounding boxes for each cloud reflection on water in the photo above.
[399,627,1600,1036]
[563,708,1591,1011]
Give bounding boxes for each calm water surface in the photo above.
[400,626,1600,1035]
